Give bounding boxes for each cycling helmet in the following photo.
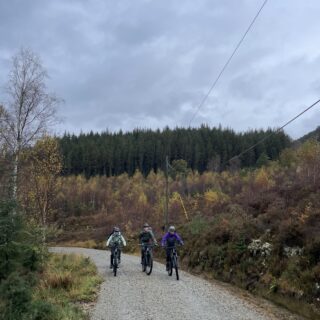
[143,223,149,228]
[113,226,120,232]
[168,226,175,232]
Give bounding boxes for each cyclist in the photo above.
[161,226,183,270]
[106,226,126,268]
[139,223,157,264]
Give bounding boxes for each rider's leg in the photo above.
[118,249,121,263]
[141,247,144,264]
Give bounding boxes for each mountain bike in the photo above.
[139,244,154,275]
[111,244,122,277]
[166,246,180,280]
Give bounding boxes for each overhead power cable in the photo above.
[229,98,320,162]
[188,0,269,126]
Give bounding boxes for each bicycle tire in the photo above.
[173,256,179,280]
[113,257,118,276]
[142,255,147,272]
[168,259,173,276]
[145,252,153,275]
[113,249,118,276]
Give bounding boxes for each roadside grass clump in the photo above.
[34,253,103,319]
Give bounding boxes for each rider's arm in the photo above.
[138,232,143,244]
[161,233,169,246]
[149,230,157,244]
[175,233,184,245]
[106,235,113,246]
[120,235,127,246]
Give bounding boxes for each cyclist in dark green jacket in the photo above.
[139,223,157,264]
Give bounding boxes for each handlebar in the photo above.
[163,244,183,249]
[138,244,157,247]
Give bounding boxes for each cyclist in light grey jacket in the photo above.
[106,227,127,268]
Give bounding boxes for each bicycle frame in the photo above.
[111,244,122,276]
[167,246,178,266]
[139,244,154,275]
[111,244,122,258]
[139,244,155,256]
[113,246,120,260]
[165,245,180,280]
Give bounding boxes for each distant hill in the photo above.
[297,126,320,144]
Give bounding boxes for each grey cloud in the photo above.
[1,0,320,139]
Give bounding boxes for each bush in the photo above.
[305,239,320,265]
[278,221,304,247]
[28,300,57,320]
[185,215,209,235]
[0,272,32,319]
[0,201,46,319]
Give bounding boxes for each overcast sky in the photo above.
[0,0,319,139]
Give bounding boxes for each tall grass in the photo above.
[33,253,103,320]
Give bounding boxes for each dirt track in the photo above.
[51,247,303,320]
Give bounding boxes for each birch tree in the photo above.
[0,48,59,203]
[22,136,62,241]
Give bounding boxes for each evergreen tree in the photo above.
[0,201,45,319]
[58,127,291,177]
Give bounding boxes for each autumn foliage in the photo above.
[49,140,320,318]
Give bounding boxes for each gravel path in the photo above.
[50,247,302,320]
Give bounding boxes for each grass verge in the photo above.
[32,253,103,320]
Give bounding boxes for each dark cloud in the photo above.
[0,0,320,139]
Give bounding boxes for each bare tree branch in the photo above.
[1,48,60,202]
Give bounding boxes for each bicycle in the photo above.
[111,244,122,277]
[139,244,155,275]
[166,246,180,280]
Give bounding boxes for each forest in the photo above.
[58,126,291,177]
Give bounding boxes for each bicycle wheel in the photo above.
[142,255,147,272]
[145,252,153,275]
[168,259,173,276]
[113,254,118,277]
[173,255,179,280]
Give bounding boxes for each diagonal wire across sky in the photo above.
[188,0,269,127]
[186,0,320,162]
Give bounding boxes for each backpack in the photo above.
[140,230,152,243]
[111,233,122,246]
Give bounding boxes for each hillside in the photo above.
[297,126,320,144]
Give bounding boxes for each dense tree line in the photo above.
[58,126,291,177]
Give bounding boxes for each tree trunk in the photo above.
[11,152,19,209]
[41,197,48,243]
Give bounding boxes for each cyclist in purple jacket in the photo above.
[161,226,184,270]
